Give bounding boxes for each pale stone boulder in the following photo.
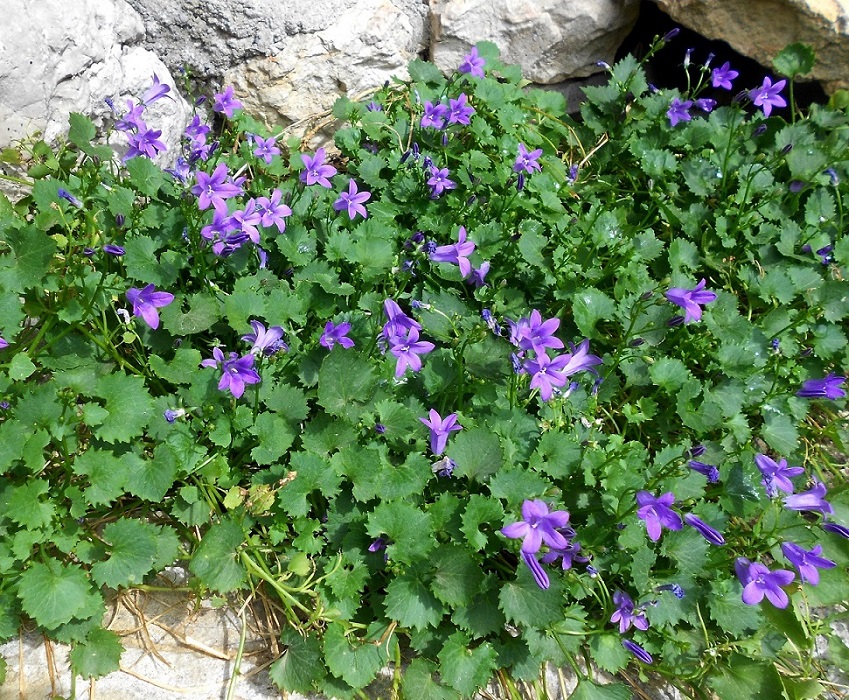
[0,0,190,160]
[429,0,641,84]
[654,0,849,93]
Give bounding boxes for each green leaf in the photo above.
[367,501,436,564]
[317,350,377,421]
[277,451,342,518]
[498,565,564,628]
[91,519,161,589]
[588,634,630,675]
[4,225,56,290]
[408,59,445,84]
[773,42,816,77]
[430,546,484,607]
[384,573,446,631]
[323,622,384,689]
[461,495,503,550]
[572,288,616,338]
[708,654,784,700]
[401,658,459,700]
[71,449,129,506]
[18,559,95,629]
[450,427,502,481]
[69,628,123,678]
[437,632,498,696]
[93,373,155,443]
[708,578,762,637]
[269,628,326,694]
[125,156,165,196]
[160,293,221,335]
[249,412,296,465]
[569,681,633,700]
[189,517,246,592]
[8,352,36,380]
[5,479,55,530]
[124,236,181,287]
[127,444,180,502]
[760,412,799,454]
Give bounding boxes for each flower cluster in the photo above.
[381,300,435,377]
[111,74,171,161]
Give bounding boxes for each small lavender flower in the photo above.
[781,542,836,585]
[163,408,185,423]
[230,199,263,244]
[57,188,83,208]
[655,583,685,599]
[750,77,787,117]
[253,135,280,165]
[142,73,172,106]
[191,163,243,210]
[784,481,834,515]
[636,491,683,541]
[124,125,167,161]
[688,460,719,483]
[213,86,243,118]
[368,537,387,552]
[427,165,457,198]
[201,348,261,398]
[421,101,448,129]
[0,337,8,349]
[501,500,571,554]
[470,261,490,288]
[320,321,355,350]
[610,591,649,633]
[683,513,725,545]
[823,522,849,539]
[622,640,653,664]
[241,320,287,356]
[255,189,292,233]
[430,226,476,278]
[366,100,382,112]
[388,327,434,377]
[333,179,371,220]
[665,279,717,323]
[509,310,564,355]
[103,244,125,256]
[796,374,846,400]
[513,143,543,174]
[458,45,486,78]
[695,98,716,113]
[817,245,834,265]
[185,114,211,143]
[522,551,550,590]
[115,99,145,132]
[420,409,462,455]
[735,557,795,608]
[711,61,739,90]
[126,284,174,330]
[446,93,474,125]
[667,97,693,126]
[300,148,337,188]
[754,454,804,497]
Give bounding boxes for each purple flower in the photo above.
[513,143,543,174]
[165,157,192,182]
[522,551,550,590]
[381,299,421,343]
[253,135,280,165]
[427,165,457,198]
[711,62,739,90]
[126,284,174,330]
[57,188,83,208]
[255,189,292,233]
[431,456,456,478]
[509,310,564,355]
[103,244,125,257]
[754,454,804,497]
[141,73,171,106]
[366,101,382,112]
[300,148,337,188]
[231,199,263,244]
[429,226,476,278]
[622,640,653,664]
[470,261,490,287]
[751,77,787,117]
[796,374,846,400]
[667,97,693,127]
[185,115,211,143]
[446,93,474,125]
[333,179,371,220]
[683,513,725,546]
[458,46,486,78]
[421,101,448,129]
[0,337,8,349]
[688,460,719,483]
[689,444,707,457]
[201,348,261,398]
[124,125,167,161]
[201,201,237,246]
[420,409,462,455]
[735,557,795,608]
[540,536,586,571]
[781,542,836,585]
[783,481,834,515]
[320,321,355,350]
[213,86,242,118]
[558,339,603,378]
[636,491,683,541]
[823,522,849,539]
[368,537,387,552]
[695,98,716,113]
[388,327,434,377]
[501,499,571,554]
[241,320,287,356]
[817,245,834,265]
[655,583,685,599]
[665,279,717,323]
[163,408,185,423]
[191,163,243,210]
[116,99,145,132]
[610,591,649,633]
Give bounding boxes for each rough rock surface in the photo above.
[653,0,849,93]
[429,0,641,84]
[0,0,190,157]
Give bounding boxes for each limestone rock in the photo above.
[429,0,640,84]
[0,0,190,161]
[653,0,849,93]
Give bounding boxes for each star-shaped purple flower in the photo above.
[427,165,457,198]
[610,591,649,633]
[665,279,717,323]
[784,481,834,515]
[754,453,805,497]
[711,61,738,90]
[501,499,571,554]
[636,491,683,541]
[213,86,243,118]
[421,101,448,129]
[388,327,435,377]
[201,348,261,398]
[735,557,795,608]
[513,143,543,174]
[320,321,355,350]
[420,409,462,455]
[446,93,474,125]
[781,542,836,585]
[255,189,292,233]
[750,77,787,117]
[429,226,476,278]
[667,97,693,127]
[191,162,243,210]
[796,374,846,400]
[458,46,486,78]
[125,284,174,330]
[253,135,280,165]
[241,320,287,356]
[333,179,371,220]
[300,147,337,188]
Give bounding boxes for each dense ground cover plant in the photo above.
[0,35,847,699]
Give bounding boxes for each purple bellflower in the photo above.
[421,101,448,129]
[541,536,586,571]
[735,557,795,608]
[201,201,237,247]
[636,491,683,541]
[163,408,185,423]
[711,62,738,90]
[388,327,435,377]
[125,284,174,330]
[255,189,292,233]
[446,93,474,125]
[300,148,337,187]
[429,226,476,278]
[427,165,457,198]
[522,551,550,590]
[524,352,572,402]
[665,279,717,323]
[610,591,649,633]
[750,77,787,117]
[470,261,490,288]
[513,143,543,174]
[420,409,462,455]
[115,100,145,132]
[784,481,834,515]
[57,188,83,208]
[124,125,167,161]
[320,321,355,350]
[103,244,125,256]
[201,348,261,398]
[558,339,603,378]
[501,499,571,554]
[253,135,280,165]
[241,320,287,356]
[333,179,371,220]
[796,374,846,400]
[622,640,653,664]
[142,74,171,106]
[667,97,693,127]
[688,460,720,483]
[213,86,243,118]
[683,513,725,546]
[185,114,211,143]
[458,46,486,78]
[695,98,716,113]
[381,299,422,343]
[509,310,564,355]
[823,522,849,539]
[0,337,9,349]
[230,200,263,244]
[754,453,804,497]
[781,542,836,585]
[192,163,243,210]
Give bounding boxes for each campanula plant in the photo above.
[0,34,846,700]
